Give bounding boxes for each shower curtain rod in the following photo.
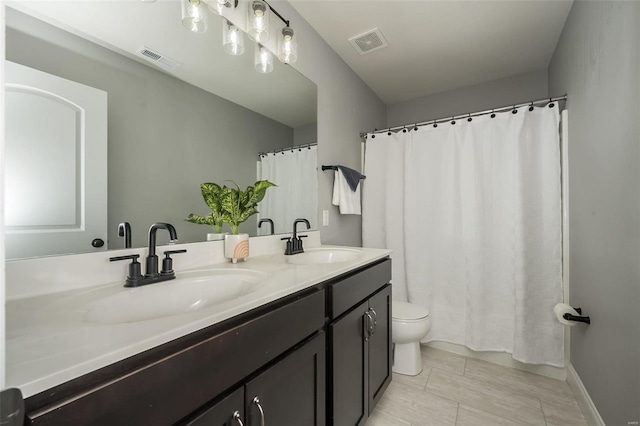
[360,95,567,139]
[259,142,317,157]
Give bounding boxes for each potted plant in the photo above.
[221,180,276,263]
[186,182,227,241]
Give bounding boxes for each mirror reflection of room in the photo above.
[4,5,317,259]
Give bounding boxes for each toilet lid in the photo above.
[392,301,429,321]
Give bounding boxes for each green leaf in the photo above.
[215,180,276,234]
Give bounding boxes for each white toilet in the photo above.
[392,301,431,376]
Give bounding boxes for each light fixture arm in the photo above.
[262,0,289,27]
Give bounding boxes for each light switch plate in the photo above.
[322,210,329,226]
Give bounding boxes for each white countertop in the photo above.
[6,238,391,398]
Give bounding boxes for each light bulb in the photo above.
[255,44,273,73]
[181,0,208,33]
[223,20,245,56]
[247,0,270,42]
[278,26,297,64]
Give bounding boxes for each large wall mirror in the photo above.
[5,1,317,259]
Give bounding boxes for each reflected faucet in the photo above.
[258,218,275,235]
[118,222,132,248]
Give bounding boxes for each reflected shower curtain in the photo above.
[362,106,564,366]
[259,145,318,235]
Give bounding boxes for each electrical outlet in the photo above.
[322,210,329,226]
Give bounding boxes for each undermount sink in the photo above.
[84,269,267,324]
[285,248,362,265]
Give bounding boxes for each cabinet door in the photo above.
[245,333,325,426]
[367,285,392,414]
[329,300,369,426]
[184,387,245,426]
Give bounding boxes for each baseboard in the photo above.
[566,363,606,426]
[424,341,567,380]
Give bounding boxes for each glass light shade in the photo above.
[277,26,297,64]
[207,0,235,15]
[223,20,245,56]
[255,44,273,74]
[247,0,270,42]
[181,0,208,33]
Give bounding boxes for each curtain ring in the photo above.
[433,120,438,128]
[511,105,518,114]
[414,124,419,131]
[467,113,472,122]
[490,109,496,118]
[450,116,456,125]
[402,125,407,133]
[529,102,534,112]
[549,98,555,108]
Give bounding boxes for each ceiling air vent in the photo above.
[137,46,182,69]
[348,28,388,55]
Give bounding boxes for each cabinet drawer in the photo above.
[329,259,391,319]
[27,290,325,426]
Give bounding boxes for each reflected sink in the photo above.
[285,248,361,265]
[84,269,267,324]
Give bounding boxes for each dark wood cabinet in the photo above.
[328,259,392,426]
[245,332,325,426]
[186,333,325,426]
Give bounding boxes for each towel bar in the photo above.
[321,165,366,179]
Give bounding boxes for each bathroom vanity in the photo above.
[6,234,392,425]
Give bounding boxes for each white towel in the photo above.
[332,170,361,215]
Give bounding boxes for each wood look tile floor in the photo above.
[367,347,588,426]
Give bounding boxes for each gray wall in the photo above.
[274,1,387,247]
[294,122,318,146]
[6,10,293,249]
[549,2,640,425]
[386,70,548,127]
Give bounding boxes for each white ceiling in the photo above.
[7,0,317,128]
[290,0,573,105]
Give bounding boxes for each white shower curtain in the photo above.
[362,106,564,367]
[259,145,318,234]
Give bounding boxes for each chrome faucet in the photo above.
[258,218,275,235]
[110,222,186,287]
[282,218,310,255]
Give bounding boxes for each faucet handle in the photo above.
[161,249,187,276]
[281,237,294,255]
[110,254,143,286]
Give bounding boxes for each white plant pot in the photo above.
[224,233,249,264]
[207,232,227,241]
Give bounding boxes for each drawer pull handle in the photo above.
[369,308,378,335]
[232,410,245,426]
[364,311,374,341]
[253,396,266,426]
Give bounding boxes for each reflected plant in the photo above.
[186,182,225,233]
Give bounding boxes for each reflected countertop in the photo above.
[6,243,391,398]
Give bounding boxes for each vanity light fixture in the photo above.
[255,43,274,73]
[277,26,297,64]
[223,19,245,56]
[182,0,208,33]
[247,0,270,42]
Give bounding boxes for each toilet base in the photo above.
[392,341,423,376]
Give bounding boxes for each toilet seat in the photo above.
[393,301,429,322]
